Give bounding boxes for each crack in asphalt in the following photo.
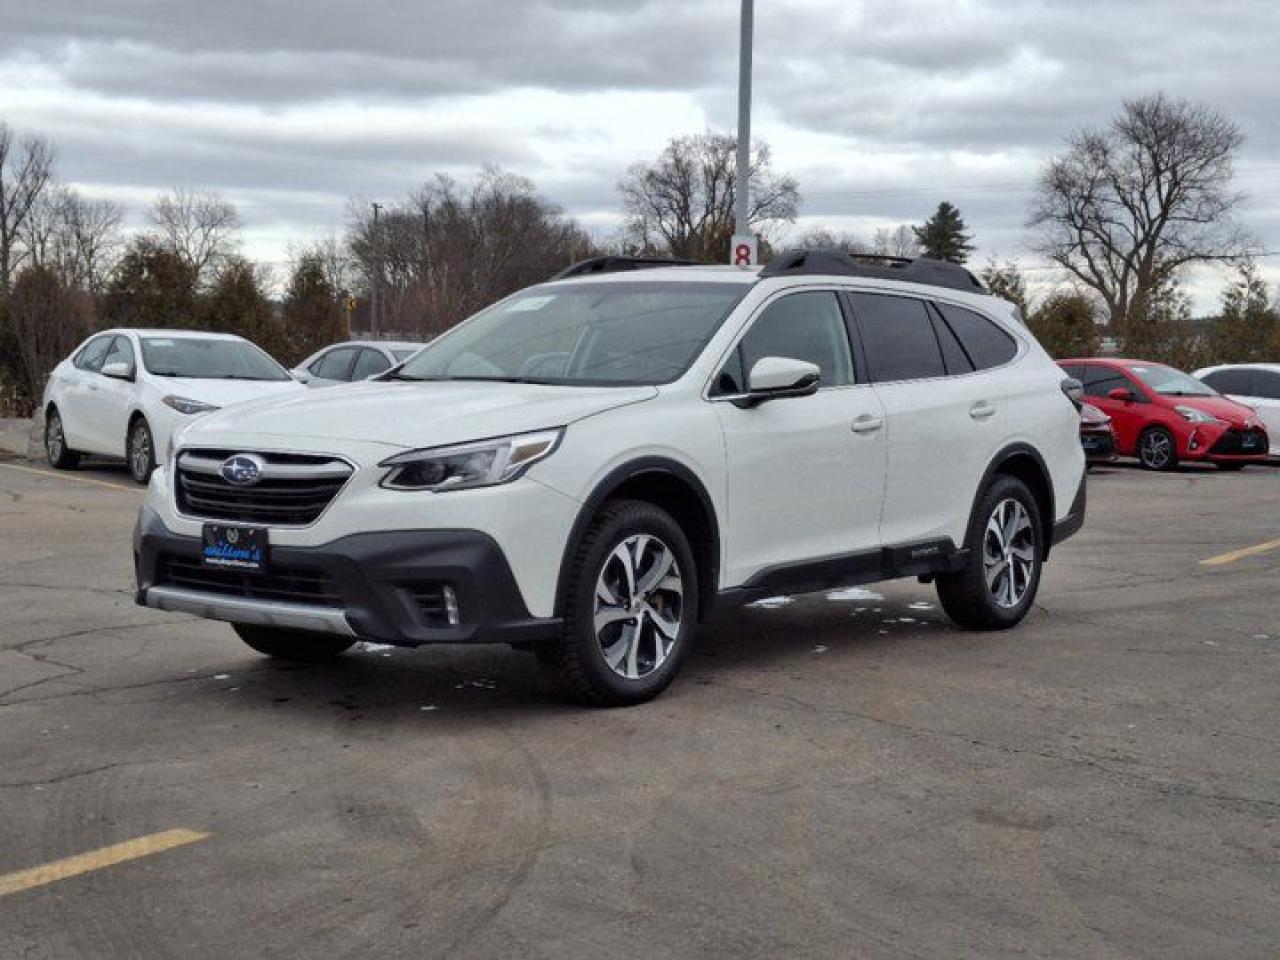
[704,678,1280,814]
[0,762,126,789]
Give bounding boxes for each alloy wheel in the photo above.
[130,421,152,481]
[982,498,1036,609]
[1140,430,1173,469]
[46,412,64,462]
[594,534,685,680]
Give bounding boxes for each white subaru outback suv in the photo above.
[134,251,1086,705]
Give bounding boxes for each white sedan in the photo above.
[42,329,305,484]
[1194,363,1280,457]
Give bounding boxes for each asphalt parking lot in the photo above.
[1,457,1277,959]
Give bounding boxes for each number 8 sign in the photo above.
[729,234,757,267]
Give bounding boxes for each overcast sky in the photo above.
[2,0,1277,310]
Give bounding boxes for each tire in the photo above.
[44,407,81,470]
[540,499,698,706]
[1137,426,1178,471]
[1215,462,1247,472]
[127,416,156,485]
[936,474,1044,631]
[234,625,355,661]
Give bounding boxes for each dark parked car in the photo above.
[1079,402,1116,464]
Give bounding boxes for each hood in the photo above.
[181,379,658,451]
[154,378,305,409]
[1162,393,1260,428]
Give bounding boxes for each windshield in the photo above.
[141,337,290,381]
[394,281,748,386]
[1128,363,1217,397]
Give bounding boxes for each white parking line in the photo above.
[0,462,141,493]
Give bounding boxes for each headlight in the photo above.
[379,429,563,492]
[1174,406,1222,425]
[162,395,221,415]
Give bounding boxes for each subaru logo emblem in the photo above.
[220,454,265,486]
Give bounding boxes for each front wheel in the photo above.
[234,625,355,661]
[936,475,1043,630]
[1137,426,1178,471]
[540,499,697,706]
[45,407,81,469]
[127,417,156,485]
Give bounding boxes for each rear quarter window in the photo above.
[935,303,1018,370]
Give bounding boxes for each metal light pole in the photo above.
[731,0,757,266]
[370,201,383,338]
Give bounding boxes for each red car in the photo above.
[1058,358,1269,471]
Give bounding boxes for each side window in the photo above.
[928,305,973,375]
[1201,369,1255,396]
[100,336,135,372]
[351,348,391,380]
[1252,371,1280,400]
[1081,365,1141,399]
[312,347,357,381]
[74,336,114,372]
[935,303,1018,370]
[1058,363,1086,382]
[848,292,945,383]
[714,291,854,395]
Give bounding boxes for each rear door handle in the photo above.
[969,401,997,421]
[851,415,884,434]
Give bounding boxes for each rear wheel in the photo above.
[540,499,697,706]
[234,625,355,661]
[44,407,81,469]
[936,475,1043,630]
[1137,426,1177,471]
[127,417,156,485]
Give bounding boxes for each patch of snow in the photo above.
[826,587,885,602]
[813,645,828,653]
[420,705,439,712]
[908,602,935,611]
[360,642,395,653]
[748,596,794,609]
[212,673,230,680]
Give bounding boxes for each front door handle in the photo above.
[969,400,997,421]
[851,415,884,434]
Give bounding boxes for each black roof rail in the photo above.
[759,249,985,294]
[551,255,702,281]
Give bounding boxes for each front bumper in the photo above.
[133,505,561,647]
[1080,427,1116,462]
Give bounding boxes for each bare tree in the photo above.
[148,187,241,283]
[0,123,57,293]
[347,168,596,335]
[618,134,800,262]
[1030,93,1253,333]
[20,186,123,292]
[788,226,869,253]
[870,225,919,259]
[7,264,94,404]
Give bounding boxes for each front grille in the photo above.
[1209,429,1267,456]
[176,449,353,525]
[157,554,342,606]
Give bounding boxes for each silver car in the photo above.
[291,340,425,387]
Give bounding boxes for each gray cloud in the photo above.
[1,0,1277,309]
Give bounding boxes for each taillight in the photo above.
[1060,377,1084,410]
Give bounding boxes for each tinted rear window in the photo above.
[848,293,945,383]
[1200,369,1255,396]
[935,303,1018,370]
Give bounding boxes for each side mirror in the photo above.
[291,369,311,384]
[1107,387,1136,402]
[101,361,134,381]
[743,357,821,405]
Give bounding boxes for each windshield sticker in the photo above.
[508,296,556,312]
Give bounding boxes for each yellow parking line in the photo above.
[0,828,209,897]
[1199,537,1280,567]
[0,462,140,492]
